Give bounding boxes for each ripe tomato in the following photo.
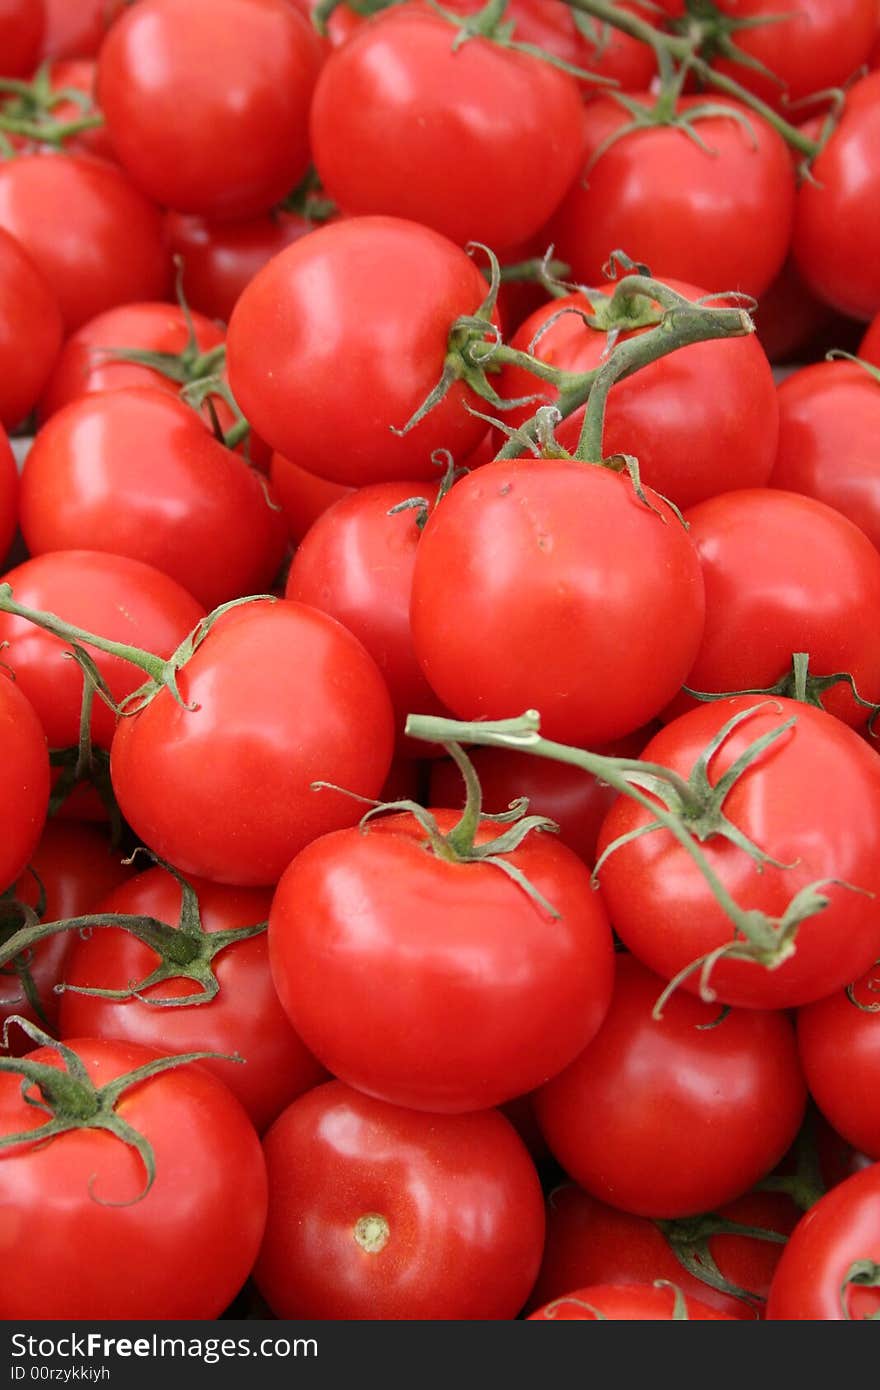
[0,550,206,751]
[97,0,322,219]
[38,0,122,61]
[0,1037,267,1320]
[0,424,17,564]
[0,226,63,431]
[548,95,795,298]
[269,451,352,545]
[770,361,880,554]
[671,488,880,727]
[20,389,288,610]
[495,280,778,510]
[533,955,806,1218]
[254,1082,545,1318]
[0,0,44,77]
[597,699,880,1010]
[766,1164,880,1319]
[528,1283,735,1320]
[0,671,49,893]
[268,808,614,1111]
[410,460,705,746]
[0,153,170,333]
[58,867,326,1132]
[110,600,395,886]
[309,4,585,248]
[798,966,880,1160]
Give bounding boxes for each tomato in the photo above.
[20,389,287,611]
[309,5,584,249]
[533,955,806,1219]
[0,550,206,751]
[410,460,705,746]
[38,0,122,61]
[495,279,778,510]
[670,488,880,727]
[798,966,880,1161]
[0,1036,267,1320]
[0,153,170,333]
[0,671,49,893]
[528,1283,735,1320]
[794,72,880,320]
[0,425,17,564]
[754,257,839,365]
[770,361,880,554]
[547,95,795,299]
[286,481,452,755]
[3,821,130,1047]
[268,807,614,1111]
[597,699,880,1010]
[226,216,492,484]
[861,308,880,364]
[766,1163,880,1319]
[110,599,395,886]
[527,1183,798,1320]
[97,0,322,219]
[0,226,63,431]
[254,1081,545,1319]
[269,451,352,545]
[0,0,44,77]
[58,866,327,1132]
[709,1,877,112]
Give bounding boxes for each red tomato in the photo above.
[0,424,17,563]
[58,867,327,1132]
[754,257,839,365]
[268,808,614,1111]
[226,216,492,484]
[254,1082,545,1318]
[671,488,880,727]
[0,671,49,892]
[0,550,206,750]
[110,600,395,886]
[766,1164,880,1319]
[770,361,880,554]
[269,451,352,545]
[495,280,778,510]
[97,0,322,219]
[794,72,880,319]
[0,0,44,76]
[38,0,122,61]
[597,699,880,1010]
[20,389,287,610]
[0,226,63,431]
[861,309,880,364]
[310,5,584,248]
[528,1283,735,1320]
[798,966,880,1161]
[286,481,452,755]
[534,955,806,1219]
[0,1037,267,1319]
[548,95,795,298]
[410,460,706,746]
[0,153,170,333]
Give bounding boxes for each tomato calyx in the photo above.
[0,65,105,156]
[274,165,338,225]
[422,0,621,85]
[684,652,880,726]
[667,0,789,88]
[387,449,469,531]
[846,966,880,1015]
[757,1111,828,1212]
[0,880,50,1029]
[657,1211,788,1312]
[354,1213,391,1254]
[840,1260,880,1320]
[47,655,123,838]
[0,1016,239,1203]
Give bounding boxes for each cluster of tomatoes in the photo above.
[2,0,880,1325]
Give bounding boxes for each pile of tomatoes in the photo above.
[2,0,880,1324]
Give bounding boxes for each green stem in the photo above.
[0,585,166,684]
[443,742,484,856]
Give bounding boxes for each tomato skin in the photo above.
[255,1081,546,1319]
[597,699,880,1010]
[534,955,806,1219]
[0,550,206,751]
[110,600,395,887]
[269,451,352,545]
[548,96,795,299]
[0,425,17,564]
[310,5,584,249]
[38,0,122,61]
[770,362,880,554]
[0,0,44,77]
[0,227,63,431]
[766,1164,880,1320]
[58,868,327,1132]
[671,488,880,728]
[797,967,880,1161]
[97,0,322,220]
[754,257,839,365]
[269,809,614,1112]
[495,280,778,511]
[794,72,880,320]
[0,672,49,894]
[226,216,493,485]
[0,1038,268,1320]
[410,460,706,746]
[528,1283,735,1320]
[0,153,170,333]
[20,388,288,611]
